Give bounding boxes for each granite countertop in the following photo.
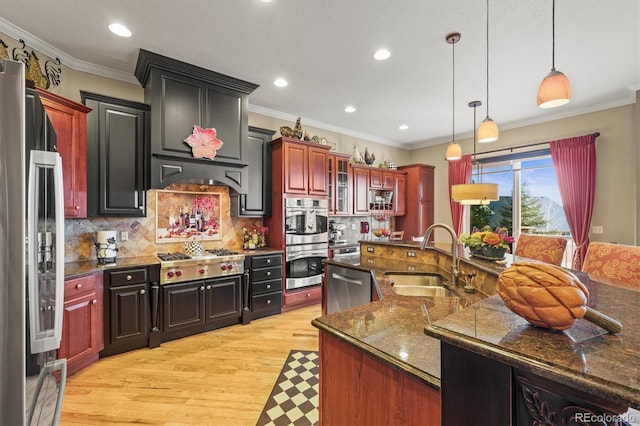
[424,270,640,409]
[314,258,487,390]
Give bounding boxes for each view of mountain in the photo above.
[486,196,570,234]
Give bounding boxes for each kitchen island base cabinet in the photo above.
[319,332,441,426]
[162,276,242,342]
[282,285,321,313]
[441,343,633,426]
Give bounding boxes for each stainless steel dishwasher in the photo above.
[325,264,373,314]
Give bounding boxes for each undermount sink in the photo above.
[385,272,456,297]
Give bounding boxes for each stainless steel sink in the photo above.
[384,272,456,297]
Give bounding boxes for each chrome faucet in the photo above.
[420,223,460,286]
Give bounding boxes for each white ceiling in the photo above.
[1,0,638,149]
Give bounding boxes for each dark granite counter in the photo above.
[315,239,640,410]
[424,270,640,409]
[64,256,161,278]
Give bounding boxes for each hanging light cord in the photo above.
[551,0,556,70]
[452,39,456,143]
[486,0,490,117]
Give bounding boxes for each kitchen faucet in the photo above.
[420,223,460,286]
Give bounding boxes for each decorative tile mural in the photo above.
[155,190,222,242]
[64,183,264,263]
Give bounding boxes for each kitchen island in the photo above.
[312,239,640,425]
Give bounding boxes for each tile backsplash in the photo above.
[64,183,263,263]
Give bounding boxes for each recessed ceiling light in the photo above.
[344,106,356,113]
[108,23,132,38]
[273,78,288,87]
[373,48,391,61]
[399,124,409,130]
[261,0,273,2]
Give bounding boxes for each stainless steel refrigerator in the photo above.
[0,59,67,424]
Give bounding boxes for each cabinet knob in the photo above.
[206,285,211,290]
[200,286,205,291]
[126,275,132,281]
[139,289,145,295]
[266,299,271,304]
[306,293,311,298]
[266,259,271,264]
[76,283,82,289]
[266,271,271,276]
[266,284,271,289]
[75,205,80,210]
[92,299,97,304]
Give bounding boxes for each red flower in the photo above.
[184,126,223,159]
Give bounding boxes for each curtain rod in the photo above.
[475,132,600,157]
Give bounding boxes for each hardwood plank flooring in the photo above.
[61,305,321,425]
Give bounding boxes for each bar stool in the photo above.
[582,242,640,290]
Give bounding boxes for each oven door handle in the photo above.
[286,250,328,262]
[331,273,364,286]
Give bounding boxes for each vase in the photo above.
[470,245,506,260]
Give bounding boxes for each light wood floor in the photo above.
[61,305,321,425]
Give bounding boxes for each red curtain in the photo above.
[549,134,597,270]
[448,154,473,236]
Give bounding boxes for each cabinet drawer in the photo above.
[284,286,321,306]
[252,291,282,312]
[251,254,282,269]
[109,268,148,287]
[252,278,282,295]
[253,265,282,282]
[65,274,97,299]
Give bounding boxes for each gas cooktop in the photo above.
[156,249,241,262]
[157,249,245,284]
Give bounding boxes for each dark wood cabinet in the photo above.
[230,126,275,217]
[135,49,258,190]
[101,265,160,357]
[395,164,435,239]
[81,91,149,217]
[393,172,407,216]
[161,275,242,342]
[59,273,103,376]
[352,165,370,215]
[272,137,331,196]
[246,253,283,320]
[328,153,352,216]
[37,89,91,218]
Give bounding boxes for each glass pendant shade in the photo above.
[537,69,571,108]
[478,117,499,143]
[445,142,462,161]
[451,183,499,205]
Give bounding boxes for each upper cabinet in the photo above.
[272,137,331,197]
[134,49,258,190]
[230,126,276,217]
[352,165,370,215]
[395,164,435,239]
[81,91,150,217]
[37,89,91,218]
[328,153,352,216]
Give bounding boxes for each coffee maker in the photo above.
[329,220,347,246]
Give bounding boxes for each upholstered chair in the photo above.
[514,234,567,266]
[582,242,640,290]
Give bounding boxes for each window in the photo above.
[467,152,571,264]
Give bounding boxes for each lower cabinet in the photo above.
[161,275,242,342]
[246,252,283,320]
[59,272,103,376]
[101,264,160,358]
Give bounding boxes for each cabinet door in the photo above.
[308,146,329,196]
[394,173,407,216]
[283,143,308,194]
[163,281,206,332]
[369,169,383,189]
[382,172,395,190]
[353,167,370,215]
[59,292,99,373]
[38,90,91,218]
[83,92,149,217]
[108,283,149,345]
[235,126,275,216]
[334,156,351,215]
[205,276,242,322]
[203,86,246,165]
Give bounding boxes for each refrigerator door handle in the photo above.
[27,150,65,354]
[27,358,67,426]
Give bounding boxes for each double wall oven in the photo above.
[284,198,328,290]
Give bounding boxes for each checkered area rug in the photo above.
[256,350,319,426]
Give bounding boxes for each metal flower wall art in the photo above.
[0,38,62,89]
[184,125,223,160]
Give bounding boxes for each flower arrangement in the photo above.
[243,226,269,249]
[459,226,515,259]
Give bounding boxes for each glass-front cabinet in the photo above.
[328,153,352,216]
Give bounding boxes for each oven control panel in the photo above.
[160,261,244,285]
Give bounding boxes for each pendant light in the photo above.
[451,101,499,205]
[445,32,462,161]
[477,0,499,143]
[537,0,571,108]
